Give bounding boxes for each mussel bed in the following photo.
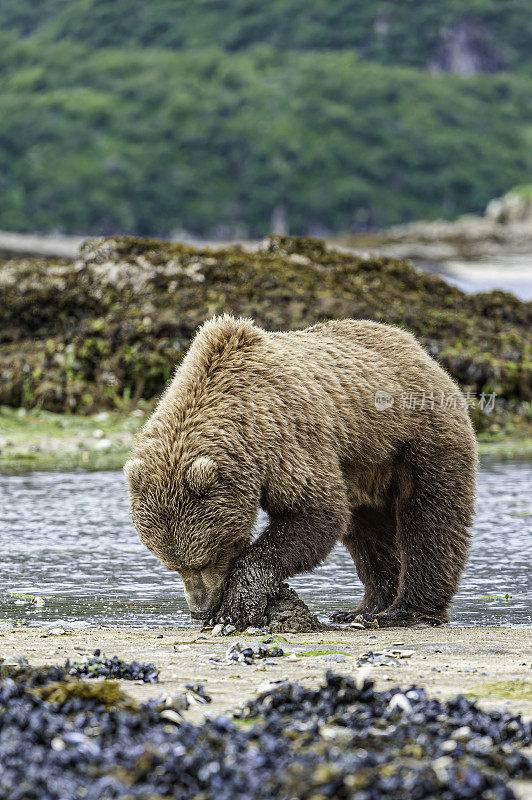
[0,662,530,799]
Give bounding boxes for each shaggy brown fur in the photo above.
[125,315,477,628]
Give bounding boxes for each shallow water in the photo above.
[416,254,532,300]
[0,462,530,628]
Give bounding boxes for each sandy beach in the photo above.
[3,625,530,723]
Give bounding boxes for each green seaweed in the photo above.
[476,594,513,601]
[231,716,262,728]
[466,681,532,701]
[294,649,353,658]
[260,635,289,644]
[31,679,138,711]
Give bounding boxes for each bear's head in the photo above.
[124,453,258,619]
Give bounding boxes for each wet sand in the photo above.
[3,625,531,723]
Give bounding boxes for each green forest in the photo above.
[1,1,531,236]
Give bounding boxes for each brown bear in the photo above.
[124,315,477,628]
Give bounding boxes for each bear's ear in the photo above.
[123,458,144,491]
[186,456,217,495]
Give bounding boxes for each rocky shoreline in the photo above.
[337,216,532,264]
[2,595,531,797]
[2,660,530,800]
[336,187,532,264]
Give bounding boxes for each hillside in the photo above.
[0,1,531,236]
[2,0,531,74]
[1,36,531,237]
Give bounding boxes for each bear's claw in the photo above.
[373,608,446,627]
[329,610,359,623]
[215,593,268,631]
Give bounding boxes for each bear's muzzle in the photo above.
[180,567,226,618]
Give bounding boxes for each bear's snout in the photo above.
[180,567,226,618]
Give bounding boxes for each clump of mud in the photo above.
[264,584,325,633]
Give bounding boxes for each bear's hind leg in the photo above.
[330,503,400,622]
[375,447,475,627]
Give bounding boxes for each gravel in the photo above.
[0,664,529,799]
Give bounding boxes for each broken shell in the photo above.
[160,709,183,724]
[388,693,413,714]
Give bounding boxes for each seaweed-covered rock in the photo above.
[0,235,530,435]
[31,678,138,712]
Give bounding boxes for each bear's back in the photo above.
[292,319,426,363]
[267,318,449,395]
[139,315,473,477]
[264,318,472,451]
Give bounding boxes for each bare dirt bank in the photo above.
[2,625,530,724]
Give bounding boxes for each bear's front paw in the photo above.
[216,579,269,631]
